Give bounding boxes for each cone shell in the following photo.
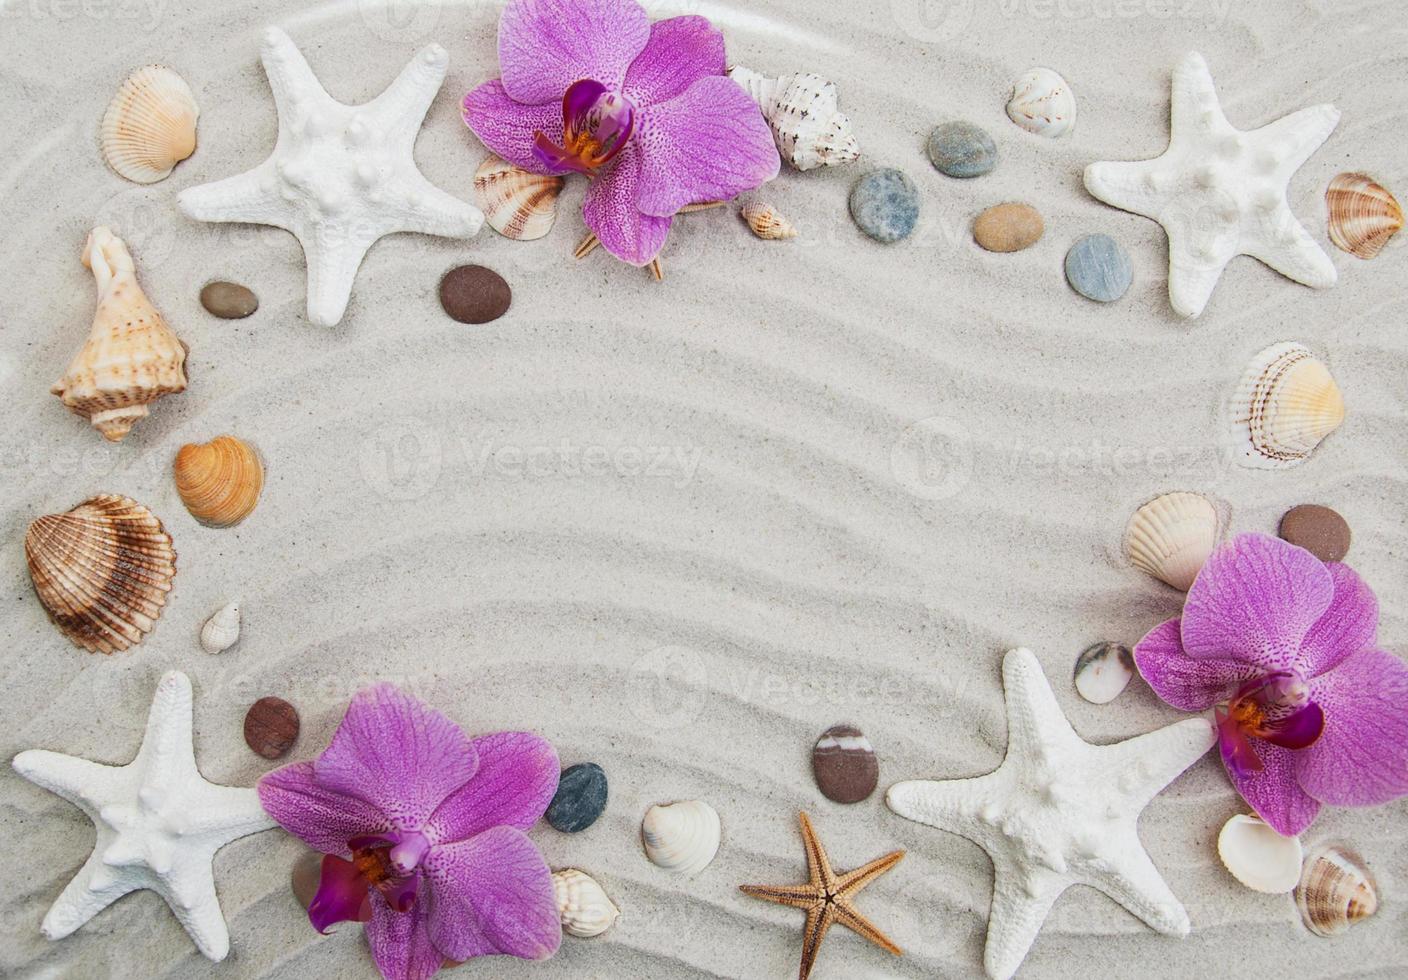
[1126,491,1219,591]
[200,599,241,654]
[1326,172,1402,260]
[741,202,798,240]
[1296,841,1378,937]
[173,435,264,527]
[25,495,176,654]
[100,65,198,184]
[728,66,860,171]
[1217,814,1303,894]
[1006,67,1076,138]
[473,155,564,241]
[52,227,187,442]
[552,869,620,938]
[1232,342,1344,469]
[642,800,720,875]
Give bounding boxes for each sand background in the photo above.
[1,0,1405,977]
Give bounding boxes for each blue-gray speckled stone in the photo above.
[546,762,608,833]
[1065,234,1132,302]
[927,121,998,178]
[849,169,919,243]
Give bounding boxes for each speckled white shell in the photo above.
[728,66,860,171]
[1006,67,1076,138]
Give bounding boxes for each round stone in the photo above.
[1279,504,1351,563]
[1073,641,1135,704]
[546,762,608,833]
[291,849,322,909]
[200,281,259,319]
[439,265,511,324]
[812,724,878,804]
[849,169,919,243]
[927,121,998,178]
[1065,234,1132,302]
[973,202,1044,253]
[244,696,299,760]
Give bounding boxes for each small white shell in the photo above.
[200,600,241,654]
[1296,841,1379,937]
[741,202,798,240]
[642,800,720,875]
[728,66,860,171]
[552,869,620,938]
[1073,642,1134,704]
[1006,67,1076,138]
[1231,342,1345,470]
[1125,492,1220,591]
[101,65,199,184]
[1218,814,1303,894]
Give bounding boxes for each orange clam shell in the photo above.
[173,435,264,527]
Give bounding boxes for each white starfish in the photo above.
[1083,51,1338,318]
[12,671,276,961]
[886,648,1215,980]
[178,27,482,326]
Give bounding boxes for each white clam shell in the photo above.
[1006,67,1076,138]
[1231,342,1344,469]
[200,600,241,654]
[1073,642,1134,704]
[552,869,620,938]
[1218,814,1303,894]
[1125,492,1220,591]
[641,800,720,875]
[728,66,860,171]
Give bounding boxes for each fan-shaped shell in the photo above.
[642,800,720,875]
[728,66,860,171]
[1231,342,1344,469]
[1217,814,1303,894]
[552,869,620,938]
[1125,491,1219,591]
[173,436,264,527]
[1326,172,1402,260]
[1006,67,1076,138]
[200,599,241,654]
[473,155,564,241]
[741,202,798,240]
[101,65,198,184]
[25,495,176,654]
[1296,841,1378,937]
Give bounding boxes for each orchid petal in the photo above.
[426,732,559,844]
[622,16,726,107]
[366,892,445,980]
[1297,562,1379,678]
[463,79,563,175]
[1222,736,1321,836]
[257,761,392,854]
[582,141,673,265]
[1297,648,1408,806]
[498,0,649,105]
[1134,617,1257,710]
[308,854,374,934]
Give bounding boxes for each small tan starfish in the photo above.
[740,811,904,980]
[572,201,725,281]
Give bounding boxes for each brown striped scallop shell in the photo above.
[472,155,564,241]
[1326,173,1402,260]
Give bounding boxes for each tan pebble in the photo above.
[973,203,1044,252]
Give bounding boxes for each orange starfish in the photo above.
[739,811,904,980]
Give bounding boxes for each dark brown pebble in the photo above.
[1279,504,1351,563]
[244,696,299,760]
[291,849,322,908]
[812,724,879,804]
[439,265,511,324]
[200,281,259,319]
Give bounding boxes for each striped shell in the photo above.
[1231,342,1344,469]
[25,495,176,654]
[1125,491,1219,591]
[173,435,265,527]
[473,156,564,241]
[552,869,620,938]
[741,202,798,240]
[100,65,198,184]
[1006,67,1076,138]
[1296,841,1378,937]
[642,800,720,875]
[1326,172,1402,260]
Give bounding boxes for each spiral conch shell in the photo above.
[727,66,860,171]
[200,600,241,654]
[552,869,620,938]
[1231,342,1344,469]
[52,227,187,442]
[173,435,265,527]
[1295,841,1378,937]
[1125,491,1220,591]
[642,800,720,875]
[473,155,564,241]
[25,495,176,654]
[741,202,798,240]
[101,65,199,184]
[1326,172,1402,260]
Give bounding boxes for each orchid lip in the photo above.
[532,78,635,176]
[1215,669,1326,776]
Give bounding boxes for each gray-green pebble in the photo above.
[927,121,997,178]
[1065,234,1132,302]
[849,169,919,243]
[200,281,259,319]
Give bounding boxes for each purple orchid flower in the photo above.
[1134,533,1408,837]
[257,684,561,980]
[462,0,781,267]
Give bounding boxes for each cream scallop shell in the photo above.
[1217,814,1303,894]
[641,800,720,875]
[1231,342,1344,469]
[1125,491,1219,591]
[552,869,620,938]
[1295,841,1378,937]
[727,66,860,171]
[1006,67,1076,138]
[173,435,265,527]
[200,600,241,654]
[741,202,798,240]
[473,155,564,241]
[101,65,199,184]
[1326,172,1403,260]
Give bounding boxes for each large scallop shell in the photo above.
[200,599,241,654]
[552,869,620,938]
[25,495,176,654]
[173,435,264,527]
[1326,172,1402,260]
[473,155,564,241]
[1006,67,1076,138]
[101,65,198,184]
[728,66,860,171]
[51,227,188,442]
[1296,841,1378,937]
[1125,491,1219,591]
[741,202,798,240]
[641,800,720,875]
[1217,814,1303,894]
[1231,342,1344,470]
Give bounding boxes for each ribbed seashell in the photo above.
[727,66,860,171]
[1296,841,1378,937]
[741,202,798,240]
[1006,67,1076,138]
[200,599,241,654]
[1231,342,1344,470]
[173,436,264,527]
[1326,172,1402,260]
[1217,814,1303,894]
[24,495,176,654]
[1125,491,1219,591]
[641,800,720,875]
[51,227,187,442]
[472,155,564,241]
[100,65,198,184]
[552,869,620,938]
